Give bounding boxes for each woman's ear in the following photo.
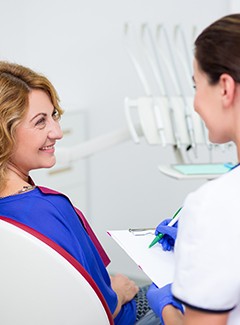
[219,73,236,107]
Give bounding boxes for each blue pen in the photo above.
[148,207,182,248]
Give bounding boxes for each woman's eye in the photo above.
[52,109,60,120]
[35,117,46,126]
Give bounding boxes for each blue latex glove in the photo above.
[147,283,184,325]
[155,218,178,251]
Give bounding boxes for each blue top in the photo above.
[0,187,136,324]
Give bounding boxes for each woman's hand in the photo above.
[110,273,139,318]
[147,283,184,324]
[155,219,178,251]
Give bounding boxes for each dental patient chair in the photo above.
[0,216,114,325]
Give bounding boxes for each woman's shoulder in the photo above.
[37,186,63,196]
[181,166,240,234]
[34,186,74,208]
[186,165,240,205]
[9,186,74,216]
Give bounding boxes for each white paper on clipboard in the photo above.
[107,229,174,288]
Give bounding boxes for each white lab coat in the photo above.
[173,165,240,325]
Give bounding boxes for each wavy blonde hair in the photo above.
[0,61,63,191]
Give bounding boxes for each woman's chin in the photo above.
[41,158,57,169]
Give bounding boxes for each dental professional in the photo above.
[147,13,240,325]
[0,61,160,324]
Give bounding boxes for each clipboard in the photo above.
[107,229,174,288]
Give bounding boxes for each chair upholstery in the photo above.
[0,216,114,325]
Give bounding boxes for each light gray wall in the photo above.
[0,0,235,280]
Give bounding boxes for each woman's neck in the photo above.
[7,162,29,183]
[0,163,30,198]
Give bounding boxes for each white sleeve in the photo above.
[172,180,240,311]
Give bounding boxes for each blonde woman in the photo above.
[0,62,160,324]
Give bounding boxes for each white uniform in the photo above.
[172,165,240,325]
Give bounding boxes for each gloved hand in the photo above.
[147,283,184,325]
[155,218,178,251]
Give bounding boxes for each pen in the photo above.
[148,207,182,248]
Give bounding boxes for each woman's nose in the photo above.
[48,120,63,140]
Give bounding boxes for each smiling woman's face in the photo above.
[10,89,63,174]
